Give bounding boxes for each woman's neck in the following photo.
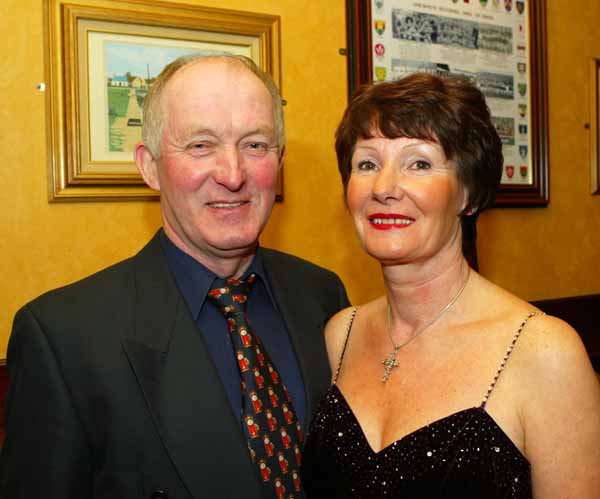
[382,248,471,339]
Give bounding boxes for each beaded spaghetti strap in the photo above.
[480,311,543,409]
[332,307,357,384]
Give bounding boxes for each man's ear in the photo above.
[278,145,286,170]
[134,141,160,191]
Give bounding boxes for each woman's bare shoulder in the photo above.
[324,298,385,372]
[325,306,358,337]
[517,311,595,380]
[470,275,595,385]
[481,284,591,370]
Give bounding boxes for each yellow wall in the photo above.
[1,0,599,358]
[477,0,600,298]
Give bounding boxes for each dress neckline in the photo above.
[330,383,529,464]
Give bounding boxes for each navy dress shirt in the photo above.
[160,231,307,427]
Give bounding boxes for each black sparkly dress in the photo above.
[302,310,536,498]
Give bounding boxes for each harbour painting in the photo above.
[86,30,252,164]
[105,43,197,153]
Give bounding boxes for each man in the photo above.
[0,54,349,498]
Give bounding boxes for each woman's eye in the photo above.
[356,160,377,171]
[409,160,431,171]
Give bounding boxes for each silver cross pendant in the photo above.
[381,348,400,383]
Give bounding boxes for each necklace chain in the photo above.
[381,268,471,383]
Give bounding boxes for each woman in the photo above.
[302,74,600,498]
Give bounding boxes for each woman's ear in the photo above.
[459,185,475,216]
[463,203,477,216]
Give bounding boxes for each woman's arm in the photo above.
[523,315,600,498]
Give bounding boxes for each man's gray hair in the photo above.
[141,53,285,158]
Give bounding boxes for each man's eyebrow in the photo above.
[239,127,278,145]
[242,125,275,137]
[179,127,219,138]
[170,126,277,146]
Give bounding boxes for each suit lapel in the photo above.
[260,249,332,433]
[122,235,261,498]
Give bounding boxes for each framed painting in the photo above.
[345,0,549,206]
[44,0,282,201]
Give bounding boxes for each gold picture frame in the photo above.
[44,0,282,201]
[591,58,600,195]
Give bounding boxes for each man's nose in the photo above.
[213,147,246,191]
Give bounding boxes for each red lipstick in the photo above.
[367,213,415,230]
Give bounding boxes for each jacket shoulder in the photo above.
[26,234,164,314]
[260,248,342,283]
[27,256,136,314]
[259,247,349,309]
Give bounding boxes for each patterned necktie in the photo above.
[207,274,303,499]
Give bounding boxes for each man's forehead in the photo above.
[157,57,278,148]
[162,61,272,114]
[167,58,267,96]
[164,93,276,134]
[175,123,276,140]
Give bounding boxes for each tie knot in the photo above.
[207,273,257,316]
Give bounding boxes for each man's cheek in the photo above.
[252,162,280,190]
[163,163,212,191]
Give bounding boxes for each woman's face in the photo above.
[347,135,466,267]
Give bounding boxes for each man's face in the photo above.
[138,59,281,270]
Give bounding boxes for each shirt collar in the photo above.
[159,230,277,319]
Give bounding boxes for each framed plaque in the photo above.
[346,0,548,206]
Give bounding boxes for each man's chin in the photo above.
[205,237,260,256]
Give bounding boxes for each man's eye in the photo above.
[246,142,270,152]
[244,142,272,156]
[186,142,215,155]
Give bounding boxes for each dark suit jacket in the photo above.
[0,234,349,499]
